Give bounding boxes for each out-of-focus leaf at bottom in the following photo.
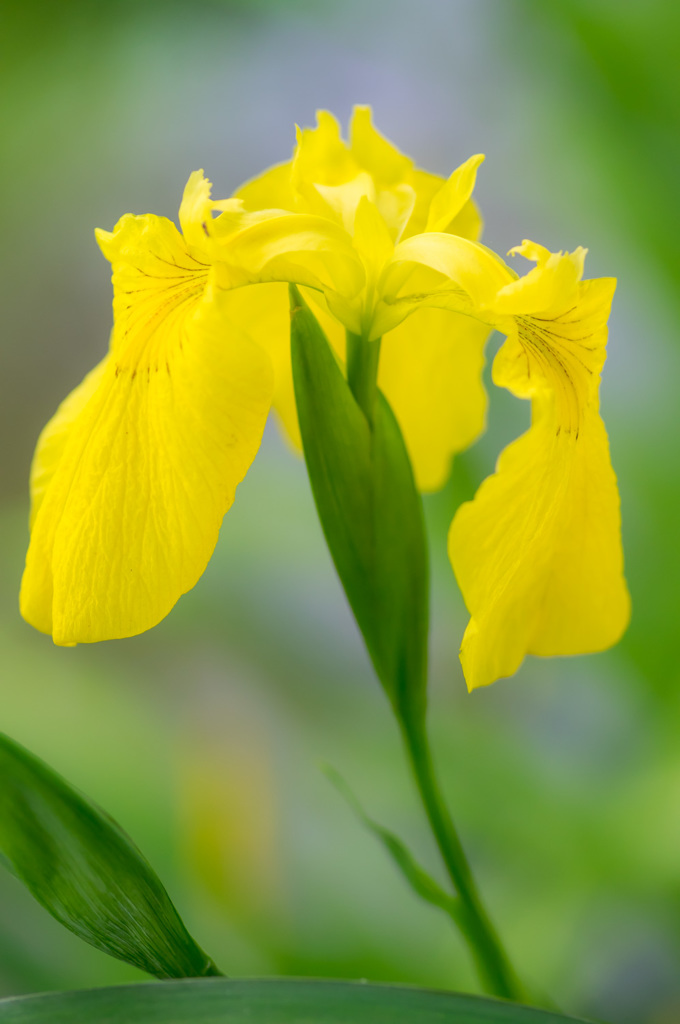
[0,733,220,979]
[0,978,597,1023]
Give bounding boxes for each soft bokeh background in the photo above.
[1,1,678,1022]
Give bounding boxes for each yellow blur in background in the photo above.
[1,2,679,1023]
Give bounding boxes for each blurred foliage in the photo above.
[518,0,680,302]
[0,977,594,1023]
[1,2,679,1024]
[0,733,220,979]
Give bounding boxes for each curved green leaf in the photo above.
[289,286,429,725]
[0,978,596,1023]
[0,733,219,979]
[324,764,463,925]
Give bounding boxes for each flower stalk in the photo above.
[340,322,525,1000]
[401,714,524,1001]
[346,330,382,424]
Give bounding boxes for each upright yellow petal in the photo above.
[21,215,273,644]
[425,154,485,233]
[177,169,218,254]
[352,195,394,283]
[401,170,444,239]
[290,111,358,224]
[402,167,482,242]
[349,106,413,186]
[447,196,483,244]
[315,172,377,234]
[348,107,416,239]
[178,170,254,256]
[293,110,355,188]
[235,161,296,214]
[378,307,489,492]
[449,254,630,690]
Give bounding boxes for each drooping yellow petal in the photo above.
[493,276,612,433]
[449,255,630,690]
[95,212,212,356]
[450,398,630,690]
[378,306,489,492]
[494,240,587,316]
[28,355,110,529]
[20,215,273,644]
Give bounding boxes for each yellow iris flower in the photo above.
[20,107,629,691]
[383,234,631,688]
[186,106,490,488]
[20,108,489,645]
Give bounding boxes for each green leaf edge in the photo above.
[0,978,598,1023]
[0,732,219,979]
[323,764,464,926]
[289,285,429,723]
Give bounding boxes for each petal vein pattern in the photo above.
[20,109,628,671]
[449,244,630,690]
[20,214,273,644]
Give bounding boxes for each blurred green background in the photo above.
[1,1,679,1022]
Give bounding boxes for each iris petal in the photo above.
[28,355,110,530]
[378,307,489,492]
[21,216,273,644]
[349,106,413,186]
[215,212,366,301]
[425,154,485,233]
[215,283,298,446]
[450,398,630,690]
[449,258,630,690]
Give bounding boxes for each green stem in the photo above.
[401,715,525,1001]
[344,324,525,1002]
[346,330,382,423]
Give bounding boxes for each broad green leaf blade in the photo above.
[0,978,597,1023]
[0,733,219,979]
[324,765,463,925]
[289,286,429,723]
